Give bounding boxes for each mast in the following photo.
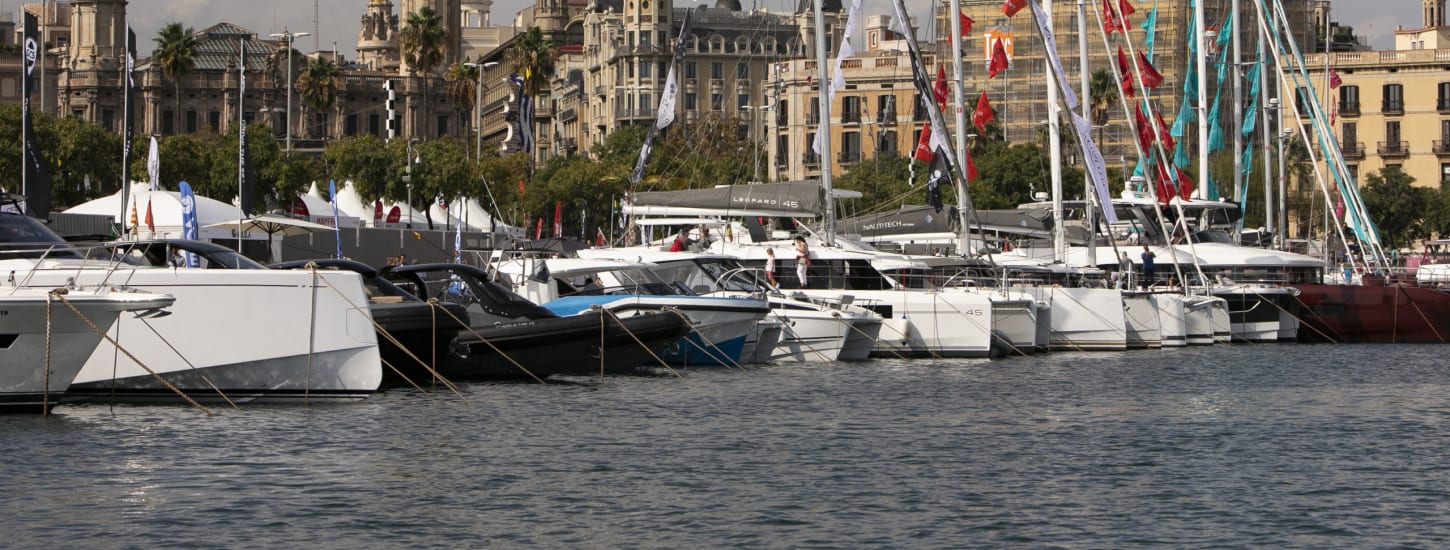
[1046,0,1066,264]
[812,0,836,246]
[1231,0,1243,218]
[948,0,971,255]
[1193,0,1209,200]
[1260,17,1274,249]
[1078,0,1095,265]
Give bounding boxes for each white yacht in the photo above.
[0,213,382,403]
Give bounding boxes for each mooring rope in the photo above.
[836,314,905,360]
[775,315,837,363]
[43,292,52,418]
[51,288,213,417]
[134,318,239,409]
[426,300,547,385]
[1396,285,1446,343]
[664,307,746,371]
[597,306,682,378]
[1286,294,1342,344]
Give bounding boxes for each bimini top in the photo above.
[626,182,826,218]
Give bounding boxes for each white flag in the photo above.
[147,136,160,191]
[656,64,678,130]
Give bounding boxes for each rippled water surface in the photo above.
[6,344,1450,548]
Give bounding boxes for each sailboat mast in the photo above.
[1194,0,1209,199]
[948,0,971,256]
[1260,18,1275,248]
[812,0,837,246]
[1046,0,1066,264]
[1232,0,1243,215]
[1078,0,1095,265]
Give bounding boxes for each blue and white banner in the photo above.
[178,181,201,267]
[1028,0,1079,111]
[329,179,343,259]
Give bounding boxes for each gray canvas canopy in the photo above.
[838,206,1054,239]
[625,182,825,218]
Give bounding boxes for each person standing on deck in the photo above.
[764,248,778,288]
[794,236,810,288]
[1140,246,1156,290]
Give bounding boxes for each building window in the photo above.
[711,93,722,111]
[1383,83,1404,114]
[1342,122,1359,157]
[738,93,748,110]
[777,99,788,126]
[163,111,175,135]
[776,134,789,167]
[346,114,358,136]
[1387,120,1401,143]
[840,131,861,161]
[711,62,723,79]
[808,100,819,125]
[736,64,748,80]
[1339,85,1359,116]
[101,109,114,132]
[437,114,449,137]
[640,61,651,78]
[877,95,897,123]
[685,93,697,111]
[1439,82,1450,111]
[685,62,696,79]
[878,130,898,156]
[1442,163,1450,184]
[804,132,819,164]
[640,93,653,112]
[843,96,861,123]
[185,111,198,133]
[913,93,926,121]
[369,113,381,136]
[1295,86,1311,116]
[208,111,221,133]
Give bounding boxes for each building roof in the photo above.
[135,22,280,73]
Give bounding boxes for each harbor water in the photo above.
[5,344,1450,547]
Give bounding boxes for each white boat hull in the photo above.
[1122,294,1163,349]
[797,290,994,358]
[1023,287,1128,352]
[1148,294,1189,347]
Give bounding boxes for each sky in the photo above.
[10,0,1423,57]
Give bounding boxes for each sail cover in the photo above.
[626,183,824,218]
[839,205,959,237]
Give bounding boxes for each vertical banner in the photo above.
[21,12,53,220]
[238,40,253,216]
[178,181,202,267]
[329,179,343,259]
[632,12,693,185]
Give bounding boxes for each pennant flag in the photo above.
[386,206,401,224]
[553,201,563,238]
[129,197,139,234]
[1103,0,1122,33]
[1117,47,1135,99]
[535,217,544,240]
[655,12,692,130]
[144,199,155,232]
[925,148,951,212]
[330,180,343,259]
[1135,104,1154,152]
[965,148,979,182]
[1141,0,1159,58]
[988,40,1010,78]
[1329,67,1342,89]
[914,123,935,162]
[1175,166,1195,200]
[1136,52,1163,89]
[933,64,949,106]
[374,199,383,222]
[960,13,974,36]
[1155,109,1175,153]
[973,90,994,133]
[595,228,607,247]
[518,179,526,195]
[1154,163,1175,205]
[1002,0,1029,17]
[147,136,161,191]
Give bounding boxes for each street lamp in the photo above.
[463,61,499,161]
[269,28,311,152]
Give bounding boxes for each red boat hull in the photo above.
[1293,283,1450,343]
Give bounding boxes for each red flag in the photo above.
[1175,166,1194,200]
[1117,47,1135,99]
[960,13,974,36]
[1103,0,1121,33]
[518,179,526,196]
[972,90,994,133]
[386,206,401,224]
[988,40,1009,79]
[1002,0,1029,17]
[1135,104,1154,152]
[1136,52,1163,89]
[1329,67,1342,89]
[373,199,383,221]
[1154,109,1174,153]
[933,65,949,106]
[595,228,607,247]
[144,199,155,232]
[535,217,544,239]
[1154,163,1175,205]
[965,148,979,182]
[914,124,934,162]
[1118,0,1136,19]
[553,201,562,238]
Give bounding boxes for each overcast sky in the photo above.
[17,0,1419,57]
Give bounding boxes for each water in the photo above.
[5,344,1450,548]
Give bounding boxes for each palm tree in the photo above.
[296,57,341,137]
[152,22,197,133]
[506,27,556,96]
[400,5,447,136]
[1088,68,1119,127]
[445,61,479,127]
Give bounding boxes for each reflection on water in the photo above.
[4,344,1450,547]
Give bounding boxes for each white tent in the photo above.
[65,183,256,240]
[292,182,361,228]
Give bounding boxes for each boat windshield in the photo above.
[0,214,83,259]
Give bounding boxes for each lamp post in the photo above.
[463,61,499,161]
[269,28,311,152]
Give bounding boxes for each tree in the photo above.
[400,5,447,136]
[296,57,341,137]
[1089,68,1119,127]
[1361,165,1430,249]
[152,22,197,132]
[445,61,479,130]
[325,135,396,202]
[413,137,473,229]
[834,156,916,214]
[505,27,556,96]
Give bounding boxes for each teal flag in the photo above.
[1141,0,1159,61]
[1207,87,1225,152]
[1173,139,1192,168]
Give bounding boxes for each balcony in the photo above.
[1435,140,1450,155]
[1339,101,1360,117]
[1382,100,1404,115]
[876,148,900,159]
[1377,140,1409,157]
[1341,141,1365,160]
[837,151,861,165]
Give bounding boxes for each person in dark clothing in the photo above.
[1140,246,1156,289]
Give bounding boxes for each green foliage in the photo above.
[153,22,197,120]
[645,114,761,190]
[414,137,474,229]
[1361,165,1431,249]
[324,135,395,201]
[400,6,447,75]
[506,27,557,96]
[297,57,341,114]
[445,62,480,120]
[526,155,629,238]
[834,156,917,212]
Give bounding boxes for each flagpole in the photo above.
[812,0,836,245]
[1078,0,1096,266]
[1231,0,1243,229]
[1045,0,1066,264]
[947,0,972,256]
[120,21,133,238]
[1194,0,1209,200]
